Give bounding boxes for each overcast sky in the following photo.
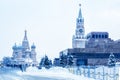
[0,0,120,60]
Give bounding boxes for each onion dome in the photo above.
[12,43,17,50]
[31,43,36,49]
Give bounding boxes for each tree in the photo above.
[44,55,52,69]
[38,55,52,69]
[3,57,12,66]
[108,53,116,67]
[38,57,45,69]
[60,53,67,67]
[67,55,74,66]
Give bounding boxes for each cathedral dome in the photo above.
[31,43,36,49]
[12,43,17,50]
[12,45,17,50]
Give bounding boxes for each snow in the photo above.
[1,66,120,80]
[0,66,95,80]
[17,67,95,80]
[0,66,120,80]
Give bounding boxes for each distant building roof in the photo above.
[88,32,108,34]
[86,32,109,39]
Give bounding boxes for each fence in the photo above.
[68,66,119,80]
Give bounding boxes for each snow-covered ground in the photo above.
[1,66,119,80]
[70,66,119,80]
[0,67,94,80]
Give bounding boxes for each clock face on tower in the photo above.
[79,29,83,33]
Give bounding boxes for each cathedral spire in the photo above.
[22,30,30,50]
[23,30,28,41]
[78,4,82,18]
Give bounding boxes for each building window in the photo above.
[105,35,108,38]
[99,35,101,38]
[102,35,104,38]
[96,35,98,39]
[92,35,95,38]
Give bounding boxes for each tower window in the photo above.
[77,19,82,23]
[80,19,82,22]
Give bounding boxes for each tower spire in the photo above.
[78,4,82,18]
[24,30,28,41]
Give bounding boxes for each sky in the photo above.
[0,0,120,61]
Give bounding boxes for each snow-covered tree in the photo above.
[67,55,74,66]
[44,55,52,69]
[38,55,52,69]
[3,57,12,66]
[38,57,45,69]
[60,53,67,67]
[108,53,116,67]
